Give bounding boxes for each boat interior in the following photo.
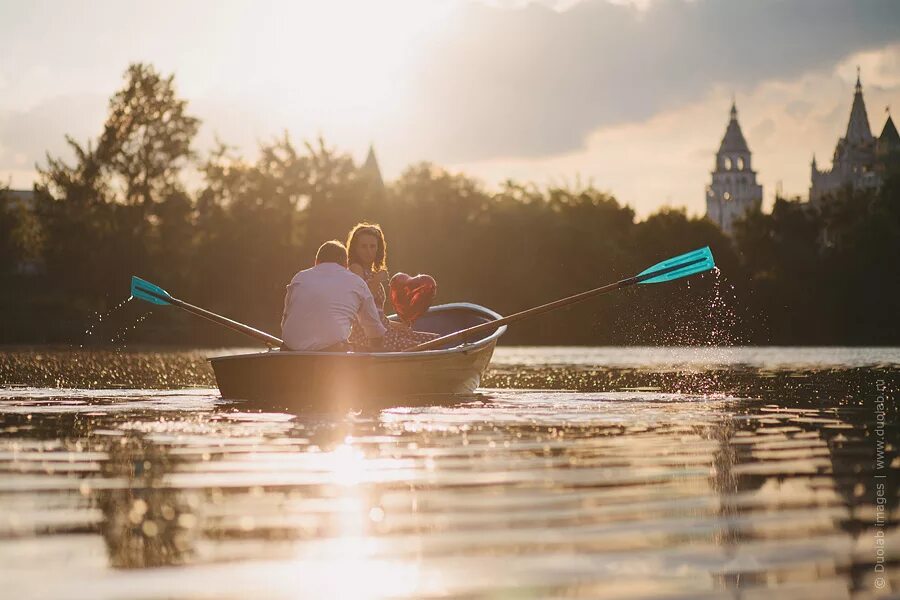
[388,303,505,351]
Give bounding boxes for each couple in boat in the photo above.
[280,223,439,352]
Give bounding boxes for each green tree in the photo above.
[97,63,200,210]
[0,187,41,279]
[34,63,200,335]
[35,138,112,299]
[11,59,900,345]
[192,138,308,329]
[735,198,829,343]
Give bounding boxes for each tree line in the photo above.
[1,63,898,346]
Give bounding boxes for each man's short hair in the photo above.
[315,240,349,266]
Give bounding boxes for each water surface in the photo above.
[0,347,897,598]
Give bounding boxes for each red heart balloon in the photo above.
[389,273,437,324]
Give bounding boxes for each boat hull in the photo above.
[209,303,505,412]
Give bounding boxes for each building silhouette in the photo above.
[705,102,763,235]
[359,144,385,190]
[876,113,900,169]
[0,189,37,211]
[810,70,899,205]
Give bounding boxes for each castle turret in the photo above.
[810,69,879,204]
[877,113,899,162]
[846,71,874,145]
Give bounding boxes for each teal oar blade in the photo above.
[636,246,716,285]
[131,276,172,305]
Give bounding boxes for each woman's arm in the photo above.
[350,262,386,296]
[349,263,367,279]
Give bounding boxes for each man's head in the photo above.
[315,240,349,267]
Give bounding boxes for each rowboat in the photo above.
[132,247,715,412]
[208,303,506,412]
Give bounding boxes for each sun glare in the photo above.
[283,441,426,598]
[224,0,454,122]
[327,443,368,487]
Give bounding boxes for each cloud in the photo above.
[399,0,900,162]
[749,118,776,145]
[0,94,108,186]
[449,43,900,217]
[2,0,899,207]
[785,100,813,120]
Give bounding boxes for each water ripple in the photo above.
[0,350,897,598]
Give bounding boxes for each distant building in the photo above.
[705,102,763,235]
[0,188,41,276]
[359,144,385,190]
[810,71,899,205]
[876,112,900,172]
[1,189,37,211]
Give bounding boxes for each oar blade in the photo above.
[637,246,716,285]
[131,276,172,305]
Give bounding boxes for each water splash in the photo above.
[80,297,133,348]
[601,268,752,393]
[674,268,749,392]
[109,310,153,349]
[643,268,744,347]
[706,267,744,346]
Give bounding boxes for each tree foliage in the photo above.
[97,63,200,209]
[2,62,898,345]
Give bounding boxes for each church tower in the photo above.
[706,102,763,235]
[360,144,385,190]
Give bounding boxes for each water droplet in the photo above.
[141,520,159,537]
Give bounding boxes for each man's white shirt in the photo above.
[281,262,386,351]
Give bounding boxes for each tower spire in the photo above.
[845,69,873,144]
[361,144,385,189]
[718,101,749,153]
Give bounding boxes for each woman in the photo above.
[345,222,438,351]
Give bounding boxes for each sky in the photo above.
[2,0,899,217]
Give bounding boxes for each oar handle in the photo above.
[142,288,284,348]
[407,277,636,351]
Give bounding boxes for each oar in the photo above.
[130,276,284,348]
[407,246,716,352]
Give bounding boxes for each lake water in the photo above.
[0,346,897,599]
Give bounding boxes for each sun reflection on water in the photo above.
[283,442,427,599]
[0,351,897,598]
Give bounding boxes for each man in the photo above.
[281,240,386,351]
